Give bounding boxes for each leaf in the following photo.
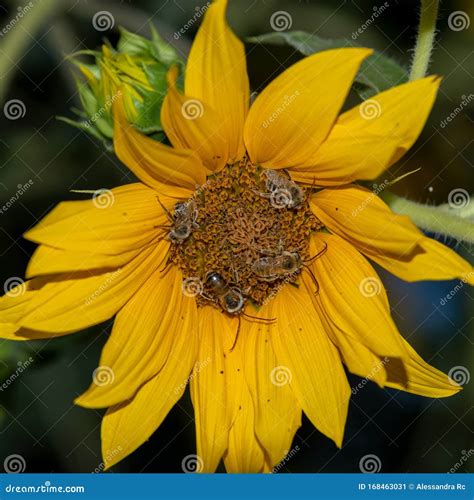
[150,25,182,66]
[117,27,154,57]
[57,117,114,152]
[247,31,408,99]
[133,62,168,134]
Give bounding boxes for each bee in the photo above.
[252,251,302,281]
[252,243,327,293]
[255,169,304,209]
[202,271,275,351]
[203,271,245,314]
[156,197,199,243]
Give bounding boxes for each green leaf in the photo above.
[57,116,114,151]
[150,25,181,66]
[117,27,154,57]
[247,31,408,99]
[133,62,168,134]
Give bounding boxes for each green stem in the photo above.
[384,192,474,244]
[0,0,59,103]
[409,0,440,80]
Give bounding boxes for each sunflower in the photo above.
[1,0,473,473]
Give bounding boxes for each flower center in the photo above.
[168,156,322,314]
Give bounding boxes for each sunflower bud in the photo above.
[61,26,183,148]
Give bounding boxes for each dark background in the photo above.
[0,0,472,473]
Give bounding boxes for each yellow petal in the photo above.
[385,339,461,398]
[290,77,440,185]
[311,185,421,256]
[100,323,197,470]
[0,281,41,340]
[190,307,267,473]
[315,301,387,389]
[241,307,302,468]
[244,48,372,168]
[190,307,231,473]
[17,242,169,333]
[76,267,196,408]
[26,246,142,278]
[222,313,267,473]
[367,237,474,284]
[309,233,408,359]
[162,66,229,171]
[185,0,249,162]
[312,185,474,282]
[223,346,267,474]
[113,97,207,195]
[25,183,171,255]
[223,384,267,473]
[270,282,350,448]
[310,233,462,398]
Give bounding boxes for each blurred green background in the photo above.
[0,0,472,473]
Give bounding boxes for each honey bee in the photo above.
[203,271,245,314]
[252,251,302,281]
[202,271,275,351]
[255,169,304,209]
[156,198,199,243]
[252,243,327,293]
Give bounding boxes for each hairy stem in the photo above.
[384,192,474,244]
[409,0,440,80]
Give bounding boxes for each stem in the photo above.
[409,0,440,81]
[384,192,474,244]
[0,0,59,103]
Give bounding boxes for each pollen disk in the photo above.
[169,157,322,311]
